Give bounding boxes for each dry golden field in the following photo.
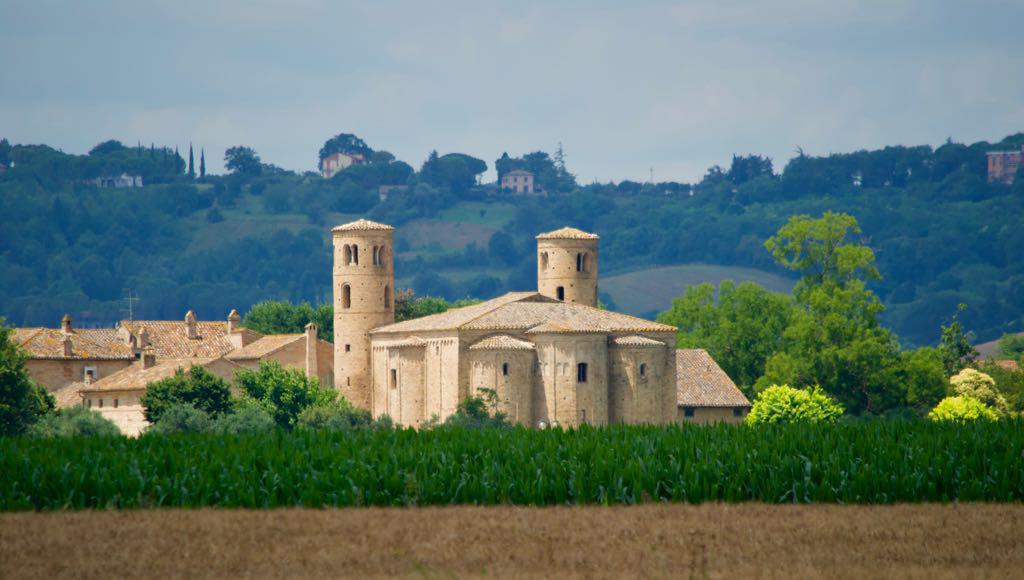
[2,504,1023,579]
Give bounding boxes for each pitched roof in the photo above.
[119,321,260,359]
[536,227,599,240]
[468,335,536,351]
[676,349,751,408]
[13,327,134,360]
[526,321,607,334]
[610,335,667,348]
[225,334,304,360]
[504,169,534,176]
[369,292,543,334]
[332,219,394,232]
[463,301,677,334]
[79,357,241,394]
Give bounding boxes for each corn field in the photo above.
[2,421,1022,509]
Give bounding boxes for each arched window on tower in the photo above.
[576,253,583,272]
[344,244,352,265]
[502,362,510,376]
[384,285,391,309]
[352,245,359,265]
[557,286,565,301]
[342,284,351,309]
[372,246,379,265]
[540,252,549,270]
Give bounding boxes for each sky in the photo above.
[2,0,1023,182]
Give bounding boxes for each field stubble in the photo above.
[2,503,1023,579]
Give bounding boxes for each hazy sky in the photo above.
[2,0,1023,182]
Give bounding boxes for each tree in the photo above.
[224,146,262,176]
[928,396,1000,423]
[88,139,125,156]
[745,385,844,426]
[420,152,487,194]
[242,300,332,341]
[0,138,12,165]
[318,133,372,169]
[938,303,978,375]
[949,368,1009,416]
[199,148,206,178]
[147,403,213,434]
[727,154,774,184]
[997,333,1024,360]
[0,319,54,436]
[28,406,120,438]
[235,361,335,428]
[140,366,233,423]
[297,400,374,430]
[187,143,195,178]
[212,405,275,435]
[764,211,879,290]
[656,281,795,392]
[488,231,520,266]
[436,388,511,429]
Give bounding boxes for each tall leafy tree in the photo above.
[140,366,233,423]
[224,146,262,176]
[187,143,195,178]
[236,361,335,428]
[199,148,206,178]
[318,133,372,169]
[0,319,55,436]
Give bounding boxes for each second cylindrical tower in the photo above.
[536,227,599,307]
[333,219,395,410]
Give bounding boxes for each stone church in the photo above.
[332,219,747,428]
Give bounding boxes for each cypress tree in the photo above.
[188,143,195,178]
[200,149,206,178]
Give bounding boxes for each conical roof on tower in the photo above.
[536,226,599,240]
[332,219,394,232]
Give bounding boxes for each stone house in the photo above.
[676,349,751,424]
[322,152,366,179]
[332,219,748,428]
[501,169,537,194]
[16,310,334,434]
[987,145,1024,184]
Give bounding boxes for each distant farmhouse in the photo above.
[500,169,538,194]
[86,173,144,188]
[15,220,750,434]
[986,145,1024,184]
[322,151,366,179]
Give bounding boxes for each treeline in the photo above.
[0,132,1022,347]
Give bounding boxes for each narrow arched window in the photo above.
[352,244,359,265]
[344,244,352,265]
[556,286,565,301]
[342,284,351,309]
[540,252,549,270]
[576,253,583,272]
[384,285,391,309]
[502,362,509,376]
[639,363,647,378]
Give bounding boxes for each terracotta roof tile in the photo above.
[463,301,677,334]
[536,227,599,240]
[370,292,543,334]
[676,349,751,408]
[14,327,134,360]
[389,336,427,348]
[225,334,304,360]
[80,357,241,394]
[332,219,394,232]
[526,321,606,334]
[119,321,260,359]
[468,335,536,351]
[610,335,667,348]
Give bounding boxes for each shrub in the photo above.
[297,402,373,431]
[212,405,276,435]
[27,406,121,438]
[928,396,1000,424]
[235,361,335,429]
[0,321,55,436]
[746,385,844,426]
[949,368,1009,415]
[147,403,212,434]
[141,366,233,423]
[441,389,512,429]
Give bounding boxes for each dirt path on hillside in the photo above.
[2,504,1022,579]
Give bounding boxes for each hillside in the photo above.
[1,133,1023,347]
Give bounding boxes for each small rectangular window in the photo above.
[345,344,351,352]
[684,407,695,418]
[390,369,397,389]
[99,399,104,408]
[733,408,743,417]
[502,362,509,376]
[87,399,92,408]
[577,363,588,383]
[114,399,119,408]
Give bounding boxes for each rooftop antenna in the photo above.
[123,289,140,322]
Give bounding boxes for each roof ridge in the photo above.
[454,292,542,330]
[568,301,677,331]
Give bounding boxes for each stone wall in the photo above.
[532,333,608,427]
[537,238,598,307]
[84,390,147,436]
[677,406,747,425]
[27,359,133,398]
[467,348,535,426]
[608,344,669,424]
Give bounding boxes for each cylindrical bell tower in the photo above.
[536,227,599,307]
[332,219,395,410]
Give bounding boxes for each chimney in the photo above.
[62,334,73,357]
[305,322,318,380]
[138,326,150,348]
[185,310,198,339]
[226,309,240,334]
[61,314,72,334]
[141,346,156,369]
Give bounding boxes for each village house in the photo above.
[676,349,751,423]
[321,152,366,179]
[331,219,749,428]
[986,145,1024,184]
[16,310,334,435]
[87,173,144,188]
[500,169,537,194]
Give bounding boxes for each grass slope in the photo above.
[602,264,795,316]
